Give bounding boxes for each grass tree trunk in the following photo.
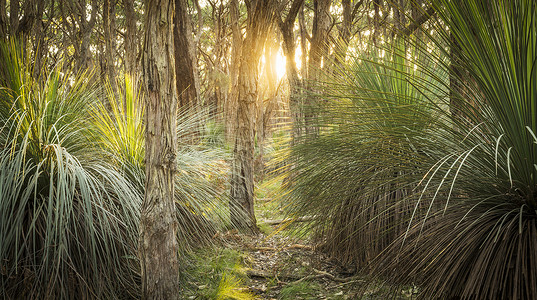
[140,0,180,299]
[230,0,275,233]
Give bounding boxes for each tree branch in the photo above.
[401,5,436,36]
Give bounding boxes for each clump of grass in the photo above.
[185,248,254,299]
[279,281,322,300]
[0,39,141,298]
[216,273,256,300]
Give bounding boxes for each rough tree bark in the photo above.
[278,0,303,140]
[372,0,381,45]
[298,2,308,80]
[124,0,138,74]
[103,0,117,87]
[31,0,46,78]
[0,0,6,40]
[140,0,180,299]
[174,0,200,109]
[305,0,331,136]
[9,0,19,37]
[230,0,276,232]
[308,0,332,84]
[226,0,241,140]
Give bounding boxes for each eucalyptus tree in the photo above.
[140,0,181,298]
[174,0,200,109]
[230,0,278,232]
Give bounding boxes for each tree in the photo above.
[305,0,332,135]
[62,0,99,73]
[174,0,200,109]
[140,0,181,298]
[124,0,139,74]
[278,0,304,140]
[230,0,277,232]
[0,0,6,39]
[103,0,117,88]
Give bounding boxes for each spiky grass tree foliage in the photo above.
[91,76,230,252]
[282,41,448,267]
[287,1,536,297]
[370,1,537,299]
[0,40,141,298]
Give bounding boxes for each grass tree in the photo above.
[285,0,537,298]
[281,39,447,267]
[371,1,537,298]
[91,75,229,252]
[0,39,141,298]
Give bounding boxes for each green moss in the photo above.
[279,281,323,299]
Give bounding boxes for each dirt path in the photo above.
[222,226,366,299]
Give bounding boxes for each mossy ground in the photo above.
[184,178,416,299]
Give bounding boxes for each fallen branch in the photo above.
[246,269,300,281]
[250,244,313,252]
[262,216,316,226]
[290,268,353,285]
[312,268,351,283]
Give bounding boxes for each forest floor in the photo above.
[224,224,366,299]
[212,199,391,299]
[185,181,414,299]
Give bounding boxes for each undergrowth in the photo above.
[184,248,255,300]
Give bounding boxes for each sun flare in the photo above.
[274,51,286,80]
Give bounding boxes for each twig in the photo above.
[246,269,300,280]
[262,216,316,225]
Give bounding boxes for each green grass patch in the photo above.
[184,247,255,299]
[279,281,323,299]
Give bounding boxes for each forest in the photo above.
[0,0,536,299]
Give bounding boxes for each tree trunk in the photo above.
[174,0,200,109]
[230,0,276,233]
[332,0,362,70]
[227,0,241,140]
[103,0,117,88]
[372,0,380,46]
[305,0,331,136]
[124,0,138,74]
[0,0,6,39]
[308,0,332,82]
[278,0,303,141]
[31,0,46,78]
[63,0,98,72]
[9,0,19,37]
[298,2,308,79]
[140,0,180,299]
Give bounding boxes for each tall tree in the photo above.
[226,0,241,139]
[103,0,117,87]
[332,0,364,69]
[140,0,180,298]
[305,0,331,135]
[174,0,200,109]
[124,0,138,74]
[63,0,99,72]
[9,0,19,36]
[278,0,303,140]
[230,0,277,232]
[0,0,7,39]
